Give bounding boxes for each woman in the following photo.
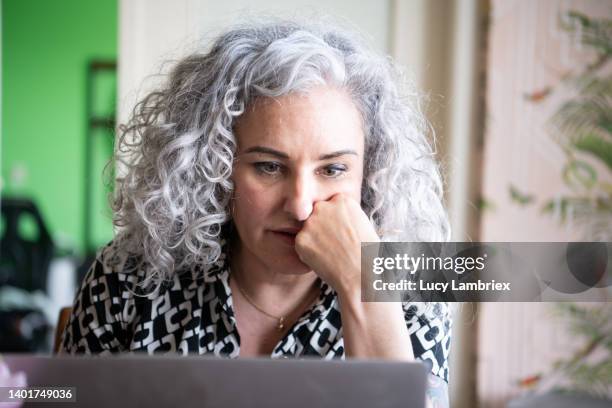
[61,19,452,405]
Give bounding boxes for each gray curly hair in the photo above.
[106,19,450,292]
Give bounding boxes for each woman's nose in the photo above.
[283,173,318,221]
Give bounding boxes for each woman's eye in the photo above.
[319,164,348,178]
[254,162,282,175]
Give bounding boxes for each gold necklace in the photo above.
[233,277,319,331]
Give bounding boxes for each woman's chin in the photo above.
[267,248,313,275]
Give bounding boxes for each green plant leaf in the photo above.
[599,119,612,135]
[563,160,597,189]
[509,185,534,205]
[477,196,496,212]
[574,133,612,171]
[542,198,569,221]
[563,11,612,57]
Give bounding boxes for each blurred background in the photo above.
[1,0,610,407]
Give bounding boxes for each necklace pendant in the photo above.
[277,317,285,331]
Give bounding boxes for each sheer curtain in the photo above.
[391,1,486,407]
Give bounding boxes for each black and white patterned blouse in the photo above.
[61,244,452,382]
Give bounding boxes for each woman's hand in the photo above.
[294,193,379,295]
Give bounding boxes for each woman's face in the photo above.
[231,86,365,274]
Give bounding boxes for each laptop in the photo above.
[2,355,428,407]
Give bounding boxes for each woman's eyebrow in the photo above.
[318,150,358,160]
[244,146,289,158]
[243,146,358,160]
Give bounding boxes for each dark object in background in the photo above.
[0,197,55,352]
[566,242,609,288]
[78,59,117,291]
[83,59,116,256]
[0,309,50,352]
[0,197,55,292]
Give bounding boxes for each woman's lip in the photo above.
[270,230,297,245]
[272,228,301,234]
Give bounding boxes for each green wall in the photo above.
[2,0,118,255]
